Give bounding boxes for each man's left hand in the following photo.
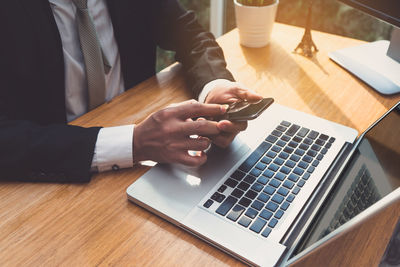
[203,81,263,148]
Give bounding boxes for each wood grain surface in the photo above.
[1,23,399,266]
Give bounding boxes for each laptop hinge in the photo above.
[278,142,354,248]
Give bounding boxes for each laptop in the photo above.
[126,101,400,266]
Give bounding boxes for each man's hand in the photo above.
[204,81,263,148]
[133,100,228,166]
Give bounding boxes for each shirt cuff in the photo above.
[91,125,134,172]
[198,79,234,103]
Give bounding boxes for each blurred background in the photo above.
[157,0,393,72]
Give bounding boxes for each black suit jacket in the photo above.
[0,0,234,182]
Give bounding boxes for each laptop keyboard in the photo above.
[203,121,336,238]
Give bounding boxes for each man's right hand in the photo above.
[133,100,228,167]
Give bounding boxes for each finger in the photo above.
[167,137,211,151]
[210,132,236,148]
[182,120,221,136]
[172,101,228,119]
[217,120,248,133]
[177,151,208,167]
[234,88,263,103]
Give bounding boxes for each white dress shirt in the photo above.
[49,0,231,172]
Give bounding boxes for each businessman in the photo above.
[0,0,262,183]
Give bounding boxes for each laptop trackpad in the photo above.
[126,136,251,222]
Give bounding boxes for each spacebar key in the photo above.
[239,142,272,172]
[215,196,238,216]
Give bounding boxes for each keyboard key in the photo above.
[257,193,270,203]
[308,130,319,140]
[271,130,282,137]
[267,151,277,158]
[315,139,325,146]
[303,155,313,163]
[312,160,319,167]
[271,145,281,153]
[261,227,272,238]
[251,200,264,211]
[325,142,332,149]
[283,146,294,154]
[266,201,279,212]
[297,179,306,187]
[268,164,279,172]
[273,158,284,166]
[269,179,281,188]
[250,218,267,233]
[303,173,311,180]
[307,150,317,157]
[216,196,237,216]
[203,199,213,208]
[276,125,287,132]
[285,160,296,168]
[245,190,258,199]
[227,205,245,221]
[264,185,276,195]
[319,134,329,141]
[317,154,324,160]
[238,197,252,207]
[287,194,295,202]
[293,136,302,143]
[251,183,264,192]
[329,137,336,143]
[263,169,274,178]
[231,188,245,198]
[286,124,300,136]
[250,168,262,177]
[278,152,289,160]
[260,209,273,220]
[288,141,298,148]
[218,185,227,193]
[272,194,284,204]
[297,127,310,137]
[321,147,328,154]
[281,201,290,210]
[274,172,286,181]
[257,176,269,185]
[266,135,278,143]
[238,181,251,191]
[255,162,267,170]
[299,143,309,151]
[308,166,315,173]
[292,187,300,195]
[268,218,278,228]
[239,142,272,172]
[283,180,294,189]
[311,144,321,151]
[293,167,304,176]
[245,208,258,219]
[224,178,238,188]
[303,138,313,145]
[280,166,291,175]
[277,187,289,196]
[281,135,291,142]
[211,192,226,203]
[288,173,299,182]
[294,148,305,156]
[238,216,252,227]
[276,140,286,147]
[261,156,272,164]
[231,170,246,181]
[298,161,309,169]
[275,210,284,219]
[281,121,291,127]
[290,154,301,162]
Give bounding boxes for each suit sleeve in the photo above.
[154,0,235,97]
[0,118,101,183]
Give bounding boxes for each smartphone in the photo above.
[224,98,274,121]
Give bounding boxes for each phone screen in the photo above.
[226,98,274,121]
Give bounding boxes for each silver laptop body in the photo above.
[127,102,400,266]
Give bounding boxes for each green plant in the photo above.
[237,0,276,6]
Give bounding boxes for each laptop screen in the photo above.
[294,102,400,254]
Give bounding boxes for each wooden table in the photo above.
[1,23,399,266]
